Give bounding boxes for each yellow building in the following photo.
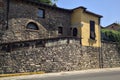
[71,7,103,47]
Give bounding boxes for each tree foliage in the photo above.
[37,0,52,5]
[101,29,120,42]
[36,0,57,5]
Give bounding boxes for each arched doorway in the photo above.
[73,28,78,37]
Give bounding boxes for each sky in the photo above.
[55,0,120,27]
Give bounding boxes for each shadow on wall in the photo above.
[88,39,97,46]
[117,43,120,56]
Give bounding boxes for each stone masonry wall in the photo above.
[0,38,120,74]
[1,18,48,43]
[0,0,72,43]
[0,0,5,30]
[0,38,100,74]
[102,42,120,68]
[9,0,71,36]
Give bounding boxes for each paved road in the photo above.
[1,68,120,80]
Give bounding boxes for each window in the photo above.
[38,8,45,18]
[26,22,39,30]
[90,20,96,40]
[58,27,63,35]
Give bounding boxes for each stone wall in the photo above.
[1,18,48,43]
[0,0,5,30]
[102,42,120,68]
[0,0,72,43]
[8,0,71,36]
[0,38,120,74]
[0,37,100,74]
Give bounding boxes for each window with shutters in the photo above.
[90,20,96,40]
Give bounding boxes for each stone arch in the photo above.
[25,19,47,31]
[4,18,48,42]
[26,22,39,30]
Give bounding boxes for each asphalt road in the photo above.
[1,68,120,80]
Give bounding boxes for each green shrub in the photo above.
[101,29,120,42]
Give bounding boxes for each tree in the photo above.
[36,0,58,5]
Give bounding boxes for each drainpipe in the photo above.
[6,0,9,30]
[99,18,103,68]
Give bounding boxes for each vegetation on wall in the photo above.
[101,29,120,42]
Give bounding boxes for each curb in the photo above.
[1,68,120,79]
[0,71,45,78]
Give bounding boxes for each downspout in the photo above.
[99,17,103,68]
[6,0,9,30]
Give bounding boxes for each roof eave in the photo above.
[22,0,72,12]
[72,6,103,18]
[14,0,103,17]
[85,10,103,18]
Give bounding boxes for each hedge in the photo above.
[101,29,120,42]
